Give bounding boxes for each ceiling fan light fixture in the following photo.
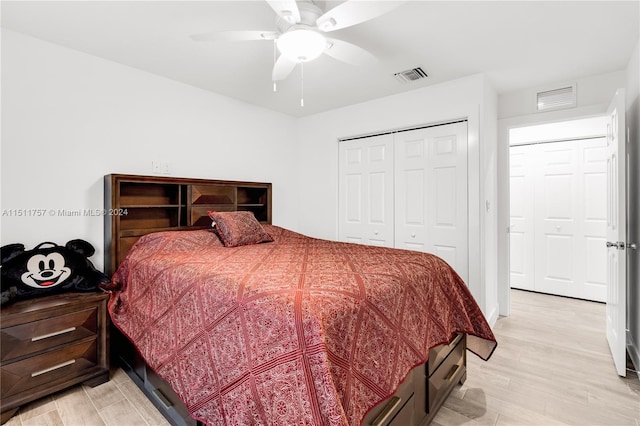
[277,29,326,62]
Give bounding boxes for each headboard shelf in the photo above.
[104,174,272,275]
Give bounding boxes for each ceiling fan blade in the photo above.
[272,55,298,81]
[323,38,377,66]
[316,0,405,32]
[190,30,278,42]
[265,0,301,24]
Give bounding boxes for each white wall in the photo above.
[0,29,299,271]
[482,78,499,326]
[296,74,499,322]
[496,70,627,316]
[625,38,640,375]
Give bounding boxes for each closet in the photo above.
[338,121,469,283]
[509,138,607,302]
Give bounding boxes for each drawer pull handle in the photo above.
[444,364,459,381]
[31,359,75,377]
[152,389,174,409]
[371,396,402,426]
[32,327,76,341]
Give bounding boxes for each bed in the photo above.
[103,174,496,426]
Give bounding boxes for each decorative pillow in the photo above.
[0,240,110,305]
[207,211,273,247]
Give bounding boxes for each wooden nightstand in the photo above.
[0,292,110,423]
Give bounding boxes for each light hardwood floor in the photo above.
[4,290,639,426]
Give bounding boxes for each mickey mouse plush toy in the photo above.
[0,240,110,305]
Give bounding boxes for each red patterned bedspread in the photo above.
[108,225,496,425]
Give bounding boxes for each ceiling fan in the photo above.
[190,0,404,82]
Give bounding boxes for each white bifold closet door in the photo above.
[339,133,395,247]
[509,138,608,301]
[394,123,468,282]
[339,122,468,283]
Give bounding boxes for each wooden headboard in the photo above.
[103,174,272,276]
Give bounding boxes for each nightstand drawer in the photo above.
[1,339,98,398]
[1,308,98,363]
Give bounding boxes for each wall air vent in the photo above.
[394,67,428,84]
[535,84,576,112]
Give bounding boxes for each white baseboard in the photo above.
[486,305,499,328]
[626,330,640,379]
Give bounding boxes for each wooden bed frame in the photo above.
[104,174,467,426]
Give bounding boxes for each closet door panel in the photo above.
[339,135,394,247]
[509,145,535,291]
[534,141,579,298]
[427,123,468,283]
[395,133,428,252]
[395,122,468,283]
[579,138,607,301]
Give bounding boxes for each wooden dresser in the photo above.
[0,292,110,423]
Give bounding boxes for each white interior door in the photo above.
[605,89,627,377]
[339,134,394,247]
[394,122,468,283]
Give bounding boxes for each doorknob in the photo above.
[606,241,626,250]
[628,243,638,250]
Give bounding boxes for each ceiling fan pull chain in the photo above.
[300,62,304,107]
[273,40,277,92]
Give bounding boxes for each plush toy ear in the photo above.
[66,239,96,257]
[1,244,26,265]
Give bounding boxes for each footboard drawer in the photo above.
[363,363,417,426]
[427,334,463,376]
[427,334,466,413]
[146,367,195,425]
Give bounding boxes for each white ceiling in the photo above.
[2,1,638,117]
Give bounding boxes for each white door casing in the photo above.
[606,89,627,377]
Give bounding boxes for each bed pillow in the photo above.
[207,211,273,247]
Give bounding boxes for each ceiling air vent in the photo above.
[535,84,576,112]
[394,67,428,84]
